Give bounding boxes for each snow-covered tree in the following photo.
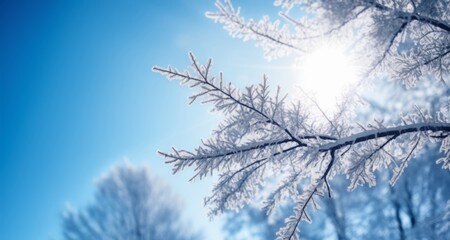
[153,1,450,239]
[61,162,200,240]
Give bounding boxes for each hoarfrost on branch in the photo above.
[153,0,450,239]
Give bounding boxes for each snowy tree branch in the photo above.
[154,52,450,238]
[365,0,450,32]
[153,1,450,239]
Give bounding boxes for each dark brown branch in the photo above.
[287,150,337,239]
[320,123,450,152]
[367,21,408,74]
[154,55,307,146]
[204,143,301,185]
[224,15,302,52]
[366,0,450,32]
[159,138,297,163]
[288,188,318,240]
[423,48,450,66]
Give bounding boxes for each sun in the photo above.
[294,43,361,114]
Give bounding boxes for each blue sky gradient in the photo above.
[0,1,292,239]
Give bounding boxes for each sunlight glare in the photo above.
[294,44,361,113]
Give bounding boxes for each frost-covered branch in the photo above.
[154,53,450,239]
[206,0,304,59]
[209,0,449,84]
[364,0,450,32]
[319,122,450,152]
[153,1,450,239]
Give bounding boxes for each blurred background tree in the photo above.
[61,162,202,240]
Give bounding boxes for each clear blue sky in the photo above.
[0,1,291,239]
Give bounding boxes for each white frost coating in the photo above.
[437,136,450,169]
[154,0,450,239]
[154,53,450,239]
[319,122,450,151]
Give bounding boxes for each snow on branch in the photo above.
[154,53,450,239]
[152,1,450,239]
[208,0,449,84]
[206,0,304,59]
